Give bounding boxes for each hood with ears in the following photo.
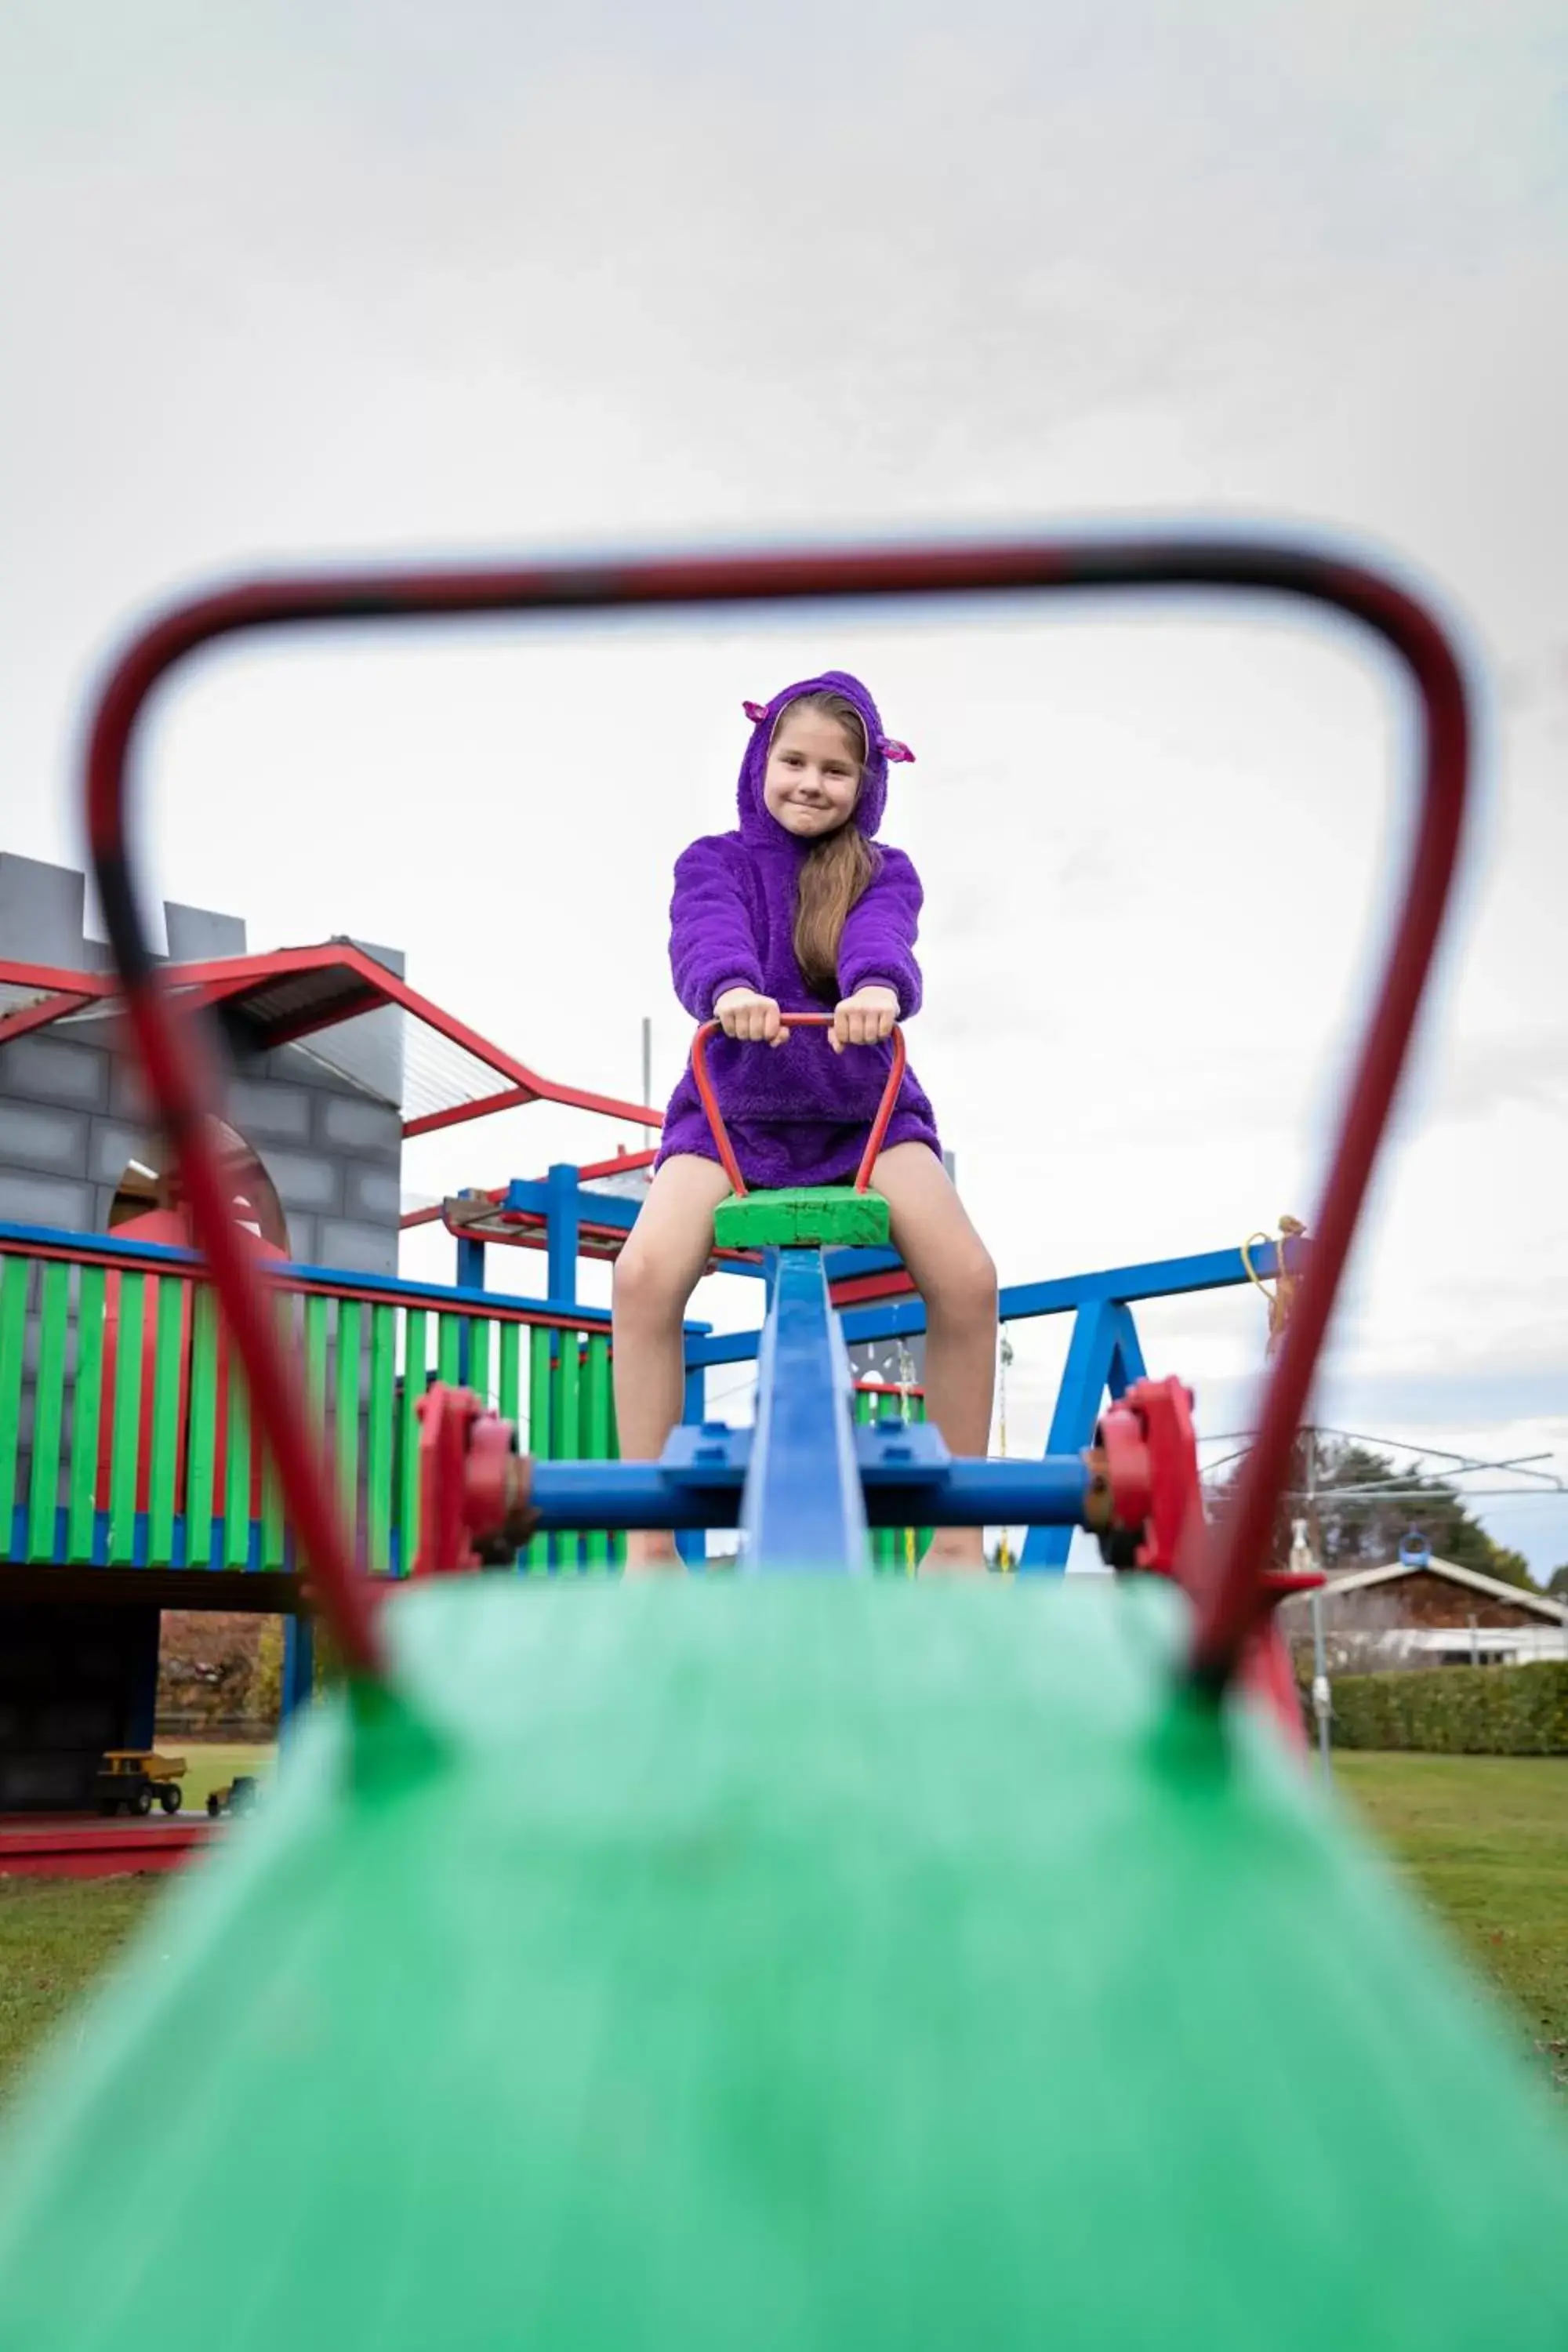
[735,670,913,846]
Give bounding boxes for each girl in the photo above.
[612,670,997,1570]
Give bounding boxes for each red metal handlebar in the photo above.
[82,532,1469,1701]
[689,1013,907,1197]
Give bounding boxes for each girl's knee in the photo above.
[613,1239,686,1326]
[927,1237,997,1326]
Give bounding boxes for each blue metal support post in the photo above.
[280,1615,315,1734]
[676,1362,706,1566]
[545,1165,581,1308]
[454,1190,485,1383]
[1020,1299,1147,1570]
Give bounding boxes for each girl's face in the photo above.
[762,706,862,839]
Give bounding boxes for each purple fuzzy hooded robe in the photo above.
[655,670,941,1189]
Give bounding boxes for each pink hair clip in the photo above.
[742,699,769,724]
[880,735,916,764]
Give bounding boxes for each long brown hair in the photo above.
[782,690,880,996]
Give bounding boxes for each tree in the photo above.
[1305,1438,1536,1588]
[1548,1566,1568,1598]
[1209,1435,1539,1589]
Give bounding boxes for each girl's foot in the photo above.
[920,1530,987,1575]
[625,1533,684,1574]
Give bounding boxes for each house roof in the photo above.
[1294,1555,1566,1624]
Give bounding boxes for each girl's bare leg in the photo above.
[871,1144,999,1571]
[612,1155,734,1571]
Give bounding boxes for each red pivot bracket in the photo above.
[414,1385,539,1574]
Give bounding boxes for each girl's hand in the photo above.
[715,987,788,1047]
[830,985,898,1052]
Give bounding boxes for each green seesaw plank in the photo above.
[25,1261,69,1563]
[65,1269,106,1563]
[713,1185,891,1251]
[1,1577,1566,2352]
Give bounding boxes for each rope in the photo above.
[1241,1218,1307,1360]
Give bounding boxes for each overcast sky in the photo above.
[2,1,1565,1571]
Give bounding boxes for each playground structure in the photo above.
[0,929,1305,1811]
[1,531,1566,2349]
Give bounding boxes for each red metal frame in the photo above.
[690,1014,907,1197]
[0,944,662,1141]
[80,532,1470,1700]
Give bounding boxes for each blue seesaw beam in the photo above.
[521,1243,1091,1563]
[741,1249,868,1571]
[525,1442,1089,1533]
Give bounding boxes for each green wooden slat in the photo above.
[469,1318,491,1409]
[335,1299,363,1552]
[286,1293,329,1575]
[398,1310,426,1577]
[437,1314,463,1388]
[303,1294,328,1424]
[107,1274,145,1565]
[259,1298,290,1573]
[66,1267,107,1563]
[146,1276,186,1566]
[223,1353,251,1568]
[526,1326,551,1571]
[260,1457,285,1570]
[184,1287,219,1567]
[556,1330,581,1454]
[583,1335,612,1570]
[0,1256,31,1559]
[608,1356,623,1570]
[24,1261,70,1562]
[555,1331,583,1577]
[497,1323,520,1425]
[366,1305,396,1575]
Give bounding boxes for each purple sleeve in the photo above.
[670,837,765,1019]
[837,846,924,1017]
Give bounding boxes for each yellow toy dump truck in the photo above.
[92,1751,187,1817]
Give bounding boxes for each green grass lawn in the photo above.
[1335,1751,1568,2092]
[0,1742,273,2097]
[0,1748,1563,2108]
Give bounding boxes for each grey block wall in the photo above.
[1,854,408,1518]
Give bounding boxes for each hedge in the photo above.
[1321,1660,1568,1755]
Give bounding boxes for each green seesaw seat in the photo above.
[713,1185,891,1251]
[699,1010,902,1255]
